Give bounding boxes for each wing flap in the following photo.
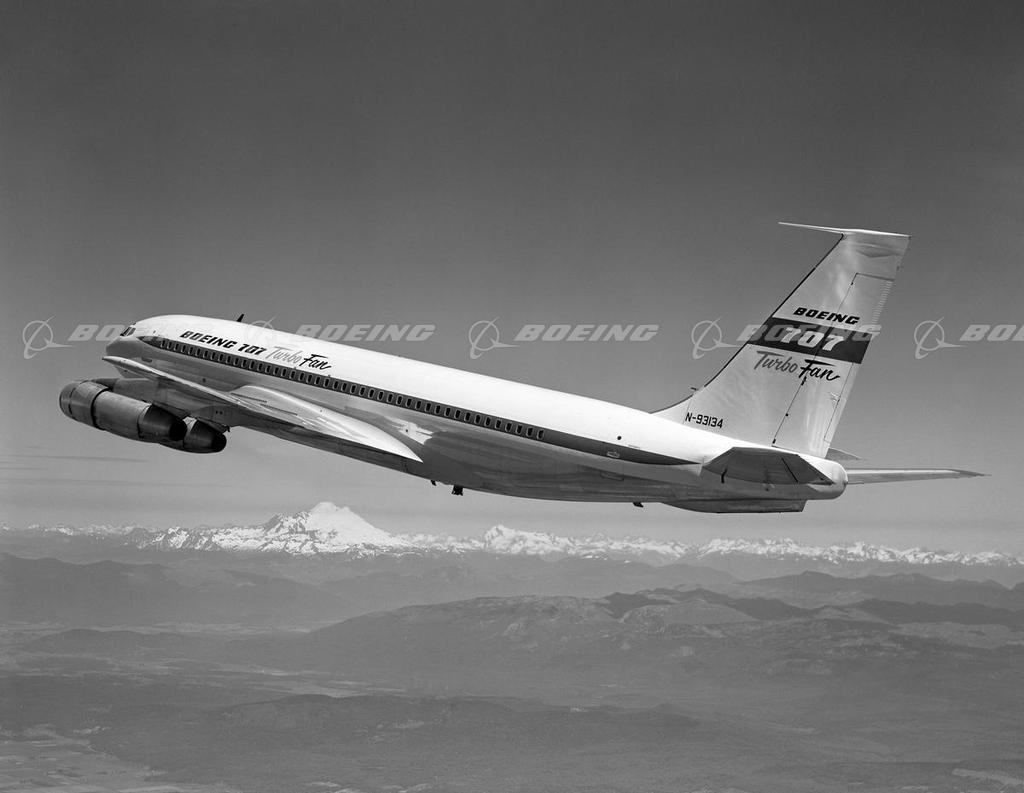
[845,468,985,484]
[102,356,421,463]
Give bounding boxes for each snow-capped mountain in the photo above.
[10,502,1023,570]
[131,502,414,555]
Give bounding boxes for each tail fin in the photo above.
[657,223,909,458]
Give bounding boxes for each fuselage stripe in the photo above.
[138,335,693,467]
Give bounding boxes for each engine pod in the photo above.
[161,418,227,453]
[59,380,186,442]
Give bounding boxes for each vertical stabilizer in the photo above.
[657,224,909,457]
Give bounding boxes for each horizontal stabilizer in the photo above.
[826,447,862,462]
[845,468,985,484]
[778,222,909,238]
[704,447,832,485]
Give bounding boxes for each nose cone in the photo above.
[104,337,136,360]
[105,323,142,357]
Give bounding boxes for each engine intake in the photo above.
[59,380,186,443]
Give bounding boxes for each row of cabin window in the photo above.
[162,339,546,440]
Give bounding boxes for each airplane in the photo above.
[60,223,982,514]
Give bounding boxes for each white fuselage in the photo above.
[103,315,846,505]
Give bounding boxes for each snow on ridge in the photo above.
[400,527,1022,567]
[692,537,1022,566]
[11,503,1023,566]
[25,522,142,537]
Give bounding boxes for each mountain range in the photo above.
[226,583,1024,708]
[7,501,1022,580]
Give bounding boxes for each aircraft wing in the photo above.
[845,468,985,484]
[102,356,422,462]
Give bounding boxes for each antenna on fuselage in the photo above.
[235,313,245,322]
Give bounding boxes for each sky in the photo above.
[2,0,1022,552]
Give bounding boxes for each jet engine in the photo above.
[160,418,227,454]
[59,380,186,443]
